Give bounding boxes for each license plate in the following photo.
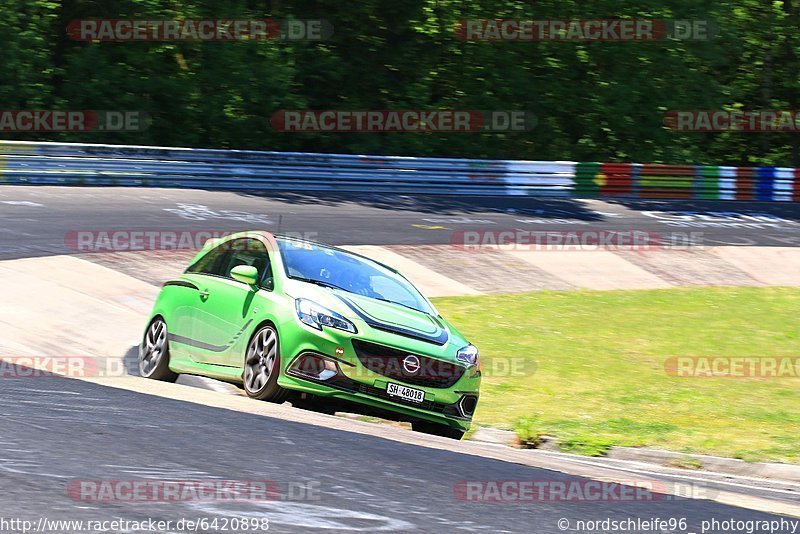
[386,382,425,403]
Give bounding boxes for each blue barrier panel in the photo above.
[756,167,776,201]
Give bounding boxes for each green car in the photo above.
[139,231,480,439]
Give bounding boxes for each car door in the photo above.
[169,241,231,362]
[185,237,273,367]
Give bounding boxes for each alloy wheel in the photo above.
[140,319,167,377]
[245,326,278,393]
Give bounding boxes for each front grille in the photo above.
[352,339,465,388]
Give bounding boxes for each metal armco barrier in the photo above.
[0,140,797,200]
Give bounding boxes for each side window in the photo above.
[186,243,230,276]
[219,238,274,290]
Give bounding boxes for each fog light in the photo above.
[289,353,340,381]
[458,395,478,417]
[320,359,338,381]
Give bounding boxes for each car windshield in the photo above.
[277,238,434,315]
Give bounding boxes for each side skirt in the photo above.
[168,353,244,384]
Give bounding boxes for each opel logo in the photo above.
[402,355,421,374]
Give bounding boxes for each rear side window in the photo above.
[207,238,274,290]
[186,243,230,276]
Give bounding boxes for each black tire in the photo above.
[243,325,290,403]
[291,395,337,415]
[139,318,179,382]
[412,420,465,440]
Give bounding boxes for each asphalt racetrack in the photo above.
[0,186,799,259]
[1,185,799,533]
[1,369,796,533]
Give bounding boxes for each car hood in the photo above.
[284,279,450,345]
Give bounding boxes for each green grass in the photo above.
[558,435,616,457]
[433,287,800,463]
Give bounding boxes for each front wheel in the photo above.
[412,420,465,440]
[243,325,289,403]
[139,318,178,382]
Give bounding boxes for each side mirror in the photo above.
[230,265,259,286]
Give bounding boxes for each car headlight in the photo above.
[456,344,479,366]
[295,299,357,334]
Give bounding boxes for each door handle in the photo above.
[199,289,210,300]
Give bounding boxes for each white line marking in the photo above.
[550,455,800,496]
[0,201,44,207]
[185,501,415,531]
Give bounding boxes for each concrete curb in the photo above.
[77,246,800,298]
[470,427,800,484]
[608,447,800,483]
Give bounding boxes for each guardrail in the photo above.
[0,140,797,200]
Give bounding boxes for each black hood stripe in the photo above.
[335,295,449,345]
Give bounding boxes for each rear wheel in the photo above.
[412,420,465,440]
[139,318,178,382]
[243,325,289,403]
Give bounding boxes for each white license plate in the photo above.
[386,382,425,403]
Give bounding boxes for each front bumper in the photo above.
[275,326,481,431]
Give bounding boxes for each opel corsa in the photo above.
[139,232,481,439]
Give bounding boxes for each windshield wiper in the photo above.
[290,276,350,293]
[290,276,431,315]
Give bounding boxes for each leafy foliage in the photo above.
[1,1,799,165]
